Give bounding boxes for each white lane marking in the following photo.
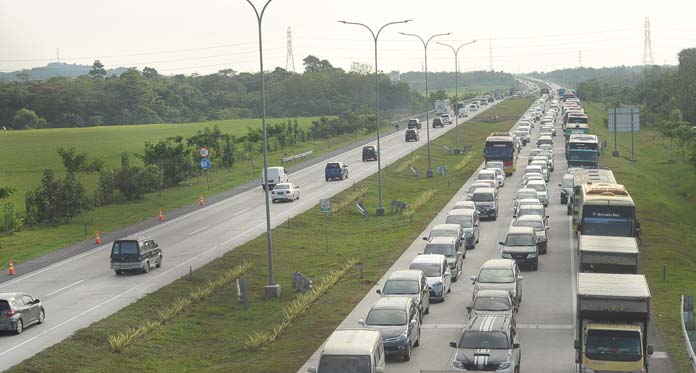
[420,323,575,330]
[46,279,85,297]
[232,207,251,217]
[187,225,210,236]
[0,243,221,358]
[651,351,669,358]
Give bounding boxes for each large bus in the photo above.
[484,132,517,175]
[567,134,599,168]
[577,183,639,237]
[565,123,590,141]
[569,168,616,220]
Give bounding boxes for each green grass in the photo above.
[0,117,401,266]
[586,102,696,372]
[9,99,533,372]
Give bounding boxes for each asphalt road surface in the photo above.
[0,100,499,369]
[299,89,675,373]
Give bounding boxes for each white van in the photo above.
[308,329,385,373]
[261,166,288,190]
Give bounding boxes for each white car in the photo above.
[441,113,453,124]
[513,188,539,211]
[271,183,300,203]
[486,167,506,187]
[526,180,549,206]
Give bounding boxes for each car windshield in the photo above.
[366,309,407,326]
[585,330,642,362]
[468,184,487,193]
[519,207,543,217]
[528,184,546,192]
[505,234,535,246]
[410,263,442,277]
[472,193,494,202]
[478,268,514,283]
[473,296,512,311]
[517,191,538,200]
[515,220,544,231]
[458,331,509,349]
[112,241,138,255]
[318,355,371,373]
[424,244,456,256]
[478,173,495,180]
[275,184,290,190]
[446,215,473,228]
[382,280,419,295]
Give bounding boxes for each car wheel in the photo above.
[414,328,421,347]
[143,261,150,274]
[533,261,539,271]
[15,319,23,335]
[425,304,430,314]
[156,255,162,268]
[115,270,122,276]
[272,199,276,203]
[325,177,329,181]
[38,309,45,324]
[404,343,411,361]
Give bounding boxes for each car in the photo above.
[445,209,480,250]
[488,167,506,187]
[559,172,574,204]
[359,297,421,361]
[424,236,464,281]
[407,118,421,129]
[0,293,45,335]
[466,182,495,200]
[537,151,555,171]
[511,215,549,254]
[449,315,521,372]
[308,329,385,373]
[527,148,544,161]
[499,226,539,270]
[432,117,444,128]
[521,173,544,188]
[325,162,348,181]
[524,165,544,182]
[515,203,547,226]
[513,188,538,211]
[471,187,499,220]
[261,166,289,190]
[530,160,550,181]
[110,237,163,275]
[451,200,477,212]
[405,129,420,142]
[362,145,378,162]
[539,143,554,154]
[377,270,430,317]
[470,259,523,306]
[525,180,549,206]
[515,198,543,218]
[476,169,497,185]
[468,104,478,112]
[423,223,464,248]
[513,129,529,145]
[271,182,300,203]
[441,113,453,124]
[537,135,553,148]
[409,254,452,302]
[466,289,516,321]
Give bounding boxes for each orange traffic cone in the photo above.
[8,259,15,276]
[159,209,164,221]
[199,195,205,206]
[95,231,102,244]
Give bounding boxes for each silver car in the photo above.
[511,215,549,254]
[0,292,45,335]
[409,254,452,302]
[470,259,523,306]
[526,180,549,207]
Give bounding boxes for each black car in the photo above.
[110,237,163,275]
[432,117,444,128]
[405,129,420,142]
[0,292,45,335]
[362,145,378,162]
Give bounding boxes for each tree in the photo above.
[142,67,159,80]
[303,55,334,73]
[15,71,31,82]
[89,60,107,79]
[139,136,195,187]
[25,168,90,224]
[56,147,104,175]
[678,48,696,125]
[0,186,15,200]
[11,108,42,129]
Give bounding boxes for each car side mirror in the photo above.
[546,215,550,219]
[466,305,472,312]
[449,341,457,348]
[457,251,463,257]
[513,342,521,349]
[422,237,428,241]
[358,319,365,326]
[34,299,40,304]
[518,276,524,280]
[574,339,580,350]
[376,289,382,295]
[498,241,505,245]
[469,275,477,283]
[557,183,562,187]
[307,368,317,373]
[410,319,418,326]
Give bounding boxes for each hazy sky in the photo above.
[1,0,695,75]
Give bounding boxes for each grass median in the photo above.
[587,102,695,372]
[10,98,532,372]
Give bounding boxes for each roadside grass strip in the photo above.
[107,262,251,352]
[403,188,437,217]
[243,258,358,351]
[454,153,473,171]
[394,154,422,174]
[332,187,369,214]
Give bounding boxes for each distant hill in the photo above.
[526,66,659,88]
[0,62,128,81]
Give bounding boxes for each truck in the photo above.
[576,273,653,373]
[434,99,450,115]
[579,235,639,274]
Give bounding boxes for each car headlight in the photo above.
[453,360,465,369]
[527,253,537,258]
[502,252,512,259]
[498,358,511,369]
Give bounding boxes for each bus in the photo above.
[569,168,616,220]
[567,134,599,168]
[565,123,590,141]
[577,183,639,237]
[484,132,517,175]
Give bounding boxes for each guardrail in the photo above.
[281,150,313,165]
[681,294,696,372]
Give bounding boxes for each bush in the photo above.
[25,169,91,225]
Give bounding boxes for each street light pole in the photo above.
[437,40,477,149]
[340,19,412,216]
[401,31,451,178]
[245,0,280,299]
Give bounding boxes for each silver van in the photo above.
[308,329,385,373]
[377,270,430,317]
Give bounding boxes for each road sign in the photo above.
[199,147,210,158]
[200,158,211,170]
[320,199,331,213]
[608,108,640,132]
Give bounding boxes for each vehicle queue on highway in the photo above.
[306,83,655,373]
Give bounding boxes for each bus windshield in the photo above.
[484,142,513,159]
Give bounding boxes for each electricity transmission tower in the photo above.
[489,38,493,71]
[642,17,654,66]
[578,50,582,67]
[286,27,296,72]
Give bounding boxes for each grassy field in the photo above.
[587,102,696,372]
[0,117,409,266]
[9,99,533,372]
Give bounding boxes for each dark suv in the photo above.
[362,145,378,162]
[110,237,162,275]
[405,129,420,142]
[0,293,45,335]
[432,117,444,128]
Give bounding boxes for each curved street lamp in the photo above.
[400,31,452,178]
[437,40,477,149]
[339,19,412,216]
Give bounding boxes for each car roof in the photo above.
[387,269,423,281]
[465,315,512,333]
[0,293,24,299]
[527,180,546,186]
[411,254,446,265]
[447,209,475,217]
[473,187,496,194]
[427,236,458,245]
[507,226,535,235]
[371,296,412,310]
[453,200,476,208]
[480,259,515,269]
[432,223,461,231]
[519,203,544,209]
[517,188,537,194]
[515,214,544,222]
[478,169,496,174]
[322,329,382,355]
[475,289,512,298]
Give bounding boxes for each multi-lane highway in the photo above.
[0,101,501,369]
[300,89,675,372]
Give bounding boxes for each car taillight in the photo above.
[6,309,16,317]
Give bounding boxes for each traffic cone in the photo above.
[8,260,15,276]
[159,209,164,221]
[95,231,102,244]
[199,195,205,206]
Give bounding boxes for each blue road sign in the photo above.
[200,158,211,170]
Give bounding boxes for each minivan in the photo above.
[377,270,430,317]
[308,329,385,373]
[325,162,348,181]
[409,254,451,302]
[407,118,421,129]
[359,297,420,361]
[261,166,288,190]
[471,187,499,220]
[110,237,162,275]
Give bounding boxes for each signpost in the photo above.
[200,158,211,190]
[608,107,640,161]
[320,199,330,252]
